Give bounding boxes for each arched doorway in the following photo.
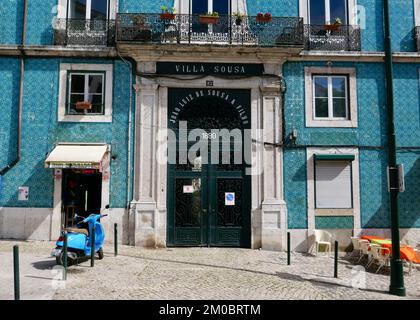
[167,88,251,247]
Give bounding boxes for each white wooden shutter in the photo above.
[315,161,352,208]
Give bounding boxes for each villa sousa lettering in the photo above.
[156,62,264,76]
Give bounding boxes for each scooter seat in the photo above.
[64,228,89,236]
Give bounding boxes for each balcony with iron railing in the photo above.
[115,13,304,47]
[304,24,361,51]
[53,18,115,46]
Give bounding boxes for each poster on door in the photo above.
[225,192,235,206]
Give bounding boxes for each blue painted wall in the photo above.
[0,58,132,209]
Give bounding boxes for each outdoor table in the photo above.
[360,235,386,241]
[370,239,420,263]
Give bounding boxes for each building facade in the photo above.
[0,0,419,251]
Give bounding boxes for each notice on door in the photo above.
[225,192,235,206]
[183,185,194,194]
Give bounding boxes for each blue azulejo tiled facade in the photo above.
[0,0,419,251]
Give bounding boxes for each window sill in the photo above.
[58,115,112,123]
[315,208,354,216]
[306,119,358,128]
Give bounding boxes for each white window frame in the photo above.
[415,0,420,27]
[58,63,113,123]
[306,147,361,231]
[67,72,105,115]
[57,0,118,19]
[174,0,247,15]
[299,0,357,25]
[305,67,358,128]
[312,75,349,121]
[307,0,348,24]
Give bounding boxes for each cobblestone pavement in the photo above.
[0,240,419,300]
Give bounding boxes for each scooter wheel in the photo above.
[56,252,76,266]
[98,248,104,260]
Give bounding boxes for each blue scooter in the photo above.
[52,213,107,266]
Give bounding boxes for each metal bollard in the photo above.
[63,232,68,280]
[334,240,339,278]
[13,245,20,300]
[90,226,95,267]
[114,223,118,257]
[287,232,291,266]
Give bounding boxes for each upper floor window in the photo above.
[313,75,348,120]
[192,0,229,15]
[58,63,113,123]
[67,72,105,115]
[305,67,357,128]
[68,0,109,20]
[308,0,348,24]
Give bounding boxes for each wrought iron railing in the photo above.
[116,13,304,47]
[53,19,115,46]
[304,25,361,51]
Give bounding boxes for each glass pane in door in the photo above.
[175,178,202,227]
[309,0,326,25]
[91,0,108,20]
[330,0,348,24]
[213,0,229,33]
[192,0,209,33]
[70,0,87,19]
[216,179,243,227]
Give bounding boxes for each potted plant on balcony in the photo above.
[199,12,220,24]
[160,5,176,20]
[133,15,146,27]
[75,101,92,110]
[256,12,272,23]
[233,12,245,26]
[324,17,342,31]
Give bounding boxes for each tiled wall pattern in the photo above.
[315,216,354,229]
[0,58,132,209]
[284,61,420,229]
[119,0,174,13]
[0,0,418,51]
[0,0,24,45]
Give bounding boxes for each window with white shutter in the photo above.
[315,161,352,208]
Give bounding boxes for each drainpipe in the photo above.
[383,0,405,297]
[0,0,27,178]
[116,50,137,216]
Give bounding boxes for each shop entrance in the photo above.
[61,169,102,228]
[167,88,251,247]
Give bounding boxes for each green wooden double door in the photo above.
[167,88,251,247]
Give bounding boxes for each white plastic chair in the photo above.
[314,230,332,256]
[350,237,361,260]
[403,251,420,275]
[357,240,371,265]
[367,244,390,273]
[403,239,420,253]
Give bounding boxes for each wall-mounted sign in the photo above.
[18,186,29,201]
[225,192,235,206]
[157,62,264,76]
